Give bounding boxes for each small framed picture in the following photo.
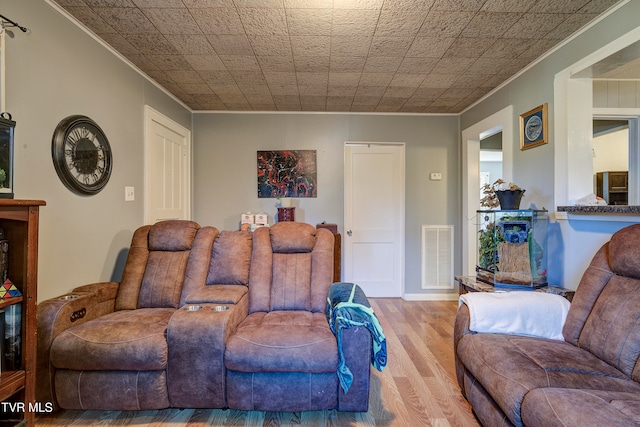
[520,103,548,150]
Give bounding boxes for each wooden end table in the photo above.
[455,275,575,302]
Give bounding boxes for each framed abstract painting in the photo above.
[257,150,317,198]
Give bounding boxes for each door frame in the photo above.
[344,141,405,297]
[143,105,192,224]
[461,105,514,276]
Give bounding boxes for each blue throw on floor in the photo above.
[326,282,387,393]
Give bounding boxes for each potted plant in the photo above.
[480,179,525,210]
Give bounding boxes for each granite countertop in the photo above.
[557,205,640,214]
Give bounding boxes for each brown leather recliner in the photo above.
[455,223,640,426]
[37,221,375,412]
[36,220,218,410]
[224,222,373,412]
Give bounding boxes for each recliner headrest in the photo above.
[148,220,200,251]
[609,224,640,279]
[269,222,316,253]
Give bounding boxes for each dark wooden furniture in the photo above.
[332,233,341,283]
[455,275,575,301]
[0,200,45,426]
[596,171,628,205]
[316,224,341,282]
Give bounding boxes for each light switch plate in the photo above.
[430,172,443,181]
[125,186,135,201]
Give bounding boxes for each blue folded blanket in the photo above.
[326,282,387,393]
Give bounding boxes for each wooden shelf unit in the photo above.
[0,200,45,426]
[596,171,628,205]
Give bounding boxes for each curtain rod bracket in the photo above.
[0,14,30,36]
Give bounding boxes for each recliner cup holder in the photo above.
[212,305,229,312]
[58,295,79,300]
[184,305,203,311]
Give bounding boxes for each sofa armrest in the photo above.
[454,291,571,395]
[73,281,120,318]
[36,282,119,407]
[326,282,385,412]
[453,303,474,391]
[167,293,249,408]
[184,284,248,305]
[337,325,373,412]
[458,291,570,339]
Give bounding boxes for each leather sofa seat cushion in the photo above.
[458,333,640,426]
[225,311,338,373]
[522,388,640,427]
[185,284,248,305]
[50,308,174,371]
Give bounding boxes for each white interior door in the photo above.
[144,106,191,224]
[344,143,405,297]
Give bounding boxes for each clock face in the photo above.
[52,115,112,195]
[524,115,543,142]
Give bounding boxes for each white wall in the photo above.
[593,128,628,173]
[479,161,502,188]
[192,112,460,297]
[3,0,191,301]
[594,81,640,108]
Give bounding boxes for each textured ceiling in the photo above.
[53,0,622,113]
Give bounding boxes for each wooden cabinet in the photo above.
[596,171,628,205]
[316,224,341,282]
[0,200,45,426]
[332,233,341,283]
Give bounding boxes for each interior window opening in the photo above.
[593,119,629,205]
[479,131,503,205]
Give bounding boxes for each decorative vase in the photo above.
[496,190,525,210]
[279,197,292,208]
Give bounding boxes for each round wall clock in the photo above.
[51,115,112,195]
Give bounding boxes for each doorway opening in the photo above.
[461,105,513,276]
[593,119,629,205]
[480,131,503,198]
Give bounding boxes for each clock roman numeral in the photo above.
[79,172,102,185]
[68,127,87,143]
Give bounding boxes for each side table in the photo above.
[455,275,575,302]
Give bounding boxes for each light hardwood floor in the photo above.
[36,299,480,427]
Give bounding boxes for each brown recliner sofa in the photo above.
[454,223,640,426]
[224,221,372,412]
[37,220,374,412]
